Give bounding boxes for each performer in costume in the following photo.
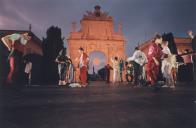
[119,58,124,82]
[1,33,31,84]
[75,47,89,87]
[127,47,148,86]
[125,61,134,83]
[105,64,112,83]
[111,56,120,84]
[55,48,71,85]
[161,41,176,88]
[187,30,196,81]
[67,56,74,84]
[146,34,163,86]
[182,49,194,82]
[24,57,32,86]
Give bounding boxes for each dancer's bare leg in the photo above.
[7,56,15,84]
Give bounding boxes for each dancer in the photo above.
[127,47,148,86]
[55,48,71,86]
[76,47,89,87]
[24,57,32,86]
[119,58,124,82]
[183,49,194,82]
[125,61,134,83]
[105,64,112,83]
[1,33,31,84]
[187,30,196,80]
[187,30,196,52]
[67,56,74,84]
[146,34,163,86]
[111,56,120,84]
[161,41,176,88]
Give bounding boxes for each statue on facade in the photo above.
[83,5,112,20]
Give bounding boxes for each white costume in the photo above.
[127,50,148,80]
[127,50,148,66]
[161,46,176,87]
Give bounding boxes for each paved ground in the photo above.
[0,81,196,128]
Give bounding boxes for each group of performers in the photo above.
[1,31,195,88]
[133,33,195,88]
[55,48,73,86]
[55,47,89,87]
[106,34,169,87]
[107,33,195,88]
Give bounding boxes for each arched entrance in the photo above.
[67,6,126,82]
[89,51,106,74]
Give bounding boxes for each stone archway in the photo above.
[67,5,126,82]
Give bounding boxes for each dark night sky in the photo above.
[0,0,195,55]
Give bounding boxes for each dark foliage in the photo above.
[42,26,64,84]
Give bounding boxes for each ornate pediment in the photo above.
[82,5,112,21]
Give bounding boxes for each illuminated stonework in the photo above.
[67,5,126,81]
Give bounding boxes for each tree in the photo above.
[42,26,64,84]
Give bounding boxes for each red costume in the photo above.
[79,52,89,87]
[105,64,112,83]
[146,42,163,85]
